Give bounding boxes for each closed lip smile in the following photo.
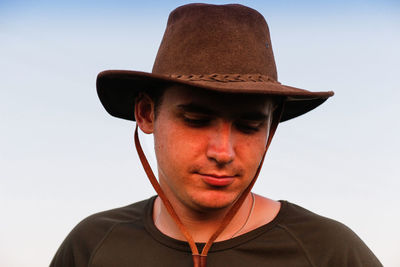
[196,172,237,187]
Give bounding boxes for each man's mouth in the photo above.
[196,172,237,187]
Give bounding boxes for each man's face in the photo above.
[142,86,275,213]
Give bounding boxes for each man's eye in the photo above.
[183,115,211,126]
[235,121,263,133]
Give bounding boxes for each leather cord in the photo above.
[134,102,284,267]
[134,126,199,255]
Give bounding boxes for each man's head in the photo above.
[135,85,279,212]
[97,2,333,218]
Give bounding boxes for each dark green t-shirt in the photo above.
[50,196,382,267]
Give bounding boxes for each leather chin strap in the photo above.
[134,102,284,267]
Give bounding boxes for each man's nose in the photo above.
[206,121,235,165]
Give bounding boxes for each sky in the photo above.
[1,0,399,266]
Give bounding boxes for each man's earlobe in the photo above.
[135,93,155,134]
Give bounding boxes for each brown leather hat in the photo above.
[97,3,334,122]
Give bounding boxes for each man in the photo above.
[51,3,382,267]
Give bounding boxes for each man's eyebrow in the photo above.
[177,104,216,115]
[177,103,269,120]
[239,112,269,121]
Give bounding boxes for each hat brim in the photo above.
[96,70,334,122]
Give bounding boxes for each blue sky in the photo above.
[1,0,399,17]
[1,1,399,266]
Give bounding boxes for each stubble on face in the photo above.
[151,85,276,214]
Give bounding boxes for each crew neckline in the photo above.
[143,196,288,253]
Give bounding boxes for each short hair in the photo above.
[140,86,165,120]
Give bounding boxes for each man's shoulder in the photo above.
[276,201,382,266]
[278,201,357,241]
[80,197,151,228]
[280,201,351,230]
[69,197,152,239]
[50,197,154,267]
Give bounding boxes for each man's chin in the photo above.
[189,194,238,213]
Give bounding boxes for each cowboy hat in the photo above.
[96,3,333,122]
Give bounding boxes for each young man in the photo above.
[51,3,382,267]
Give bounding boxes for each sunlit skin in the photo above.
[135,85,281,241]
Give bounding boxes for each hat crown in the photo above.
[152,3,278,81]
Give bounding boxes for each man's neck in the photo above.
[152,193,281,243]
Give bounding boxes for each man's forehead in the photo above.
[162,85,276,115]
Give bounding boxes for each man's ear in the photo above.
[135,93,155,134]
